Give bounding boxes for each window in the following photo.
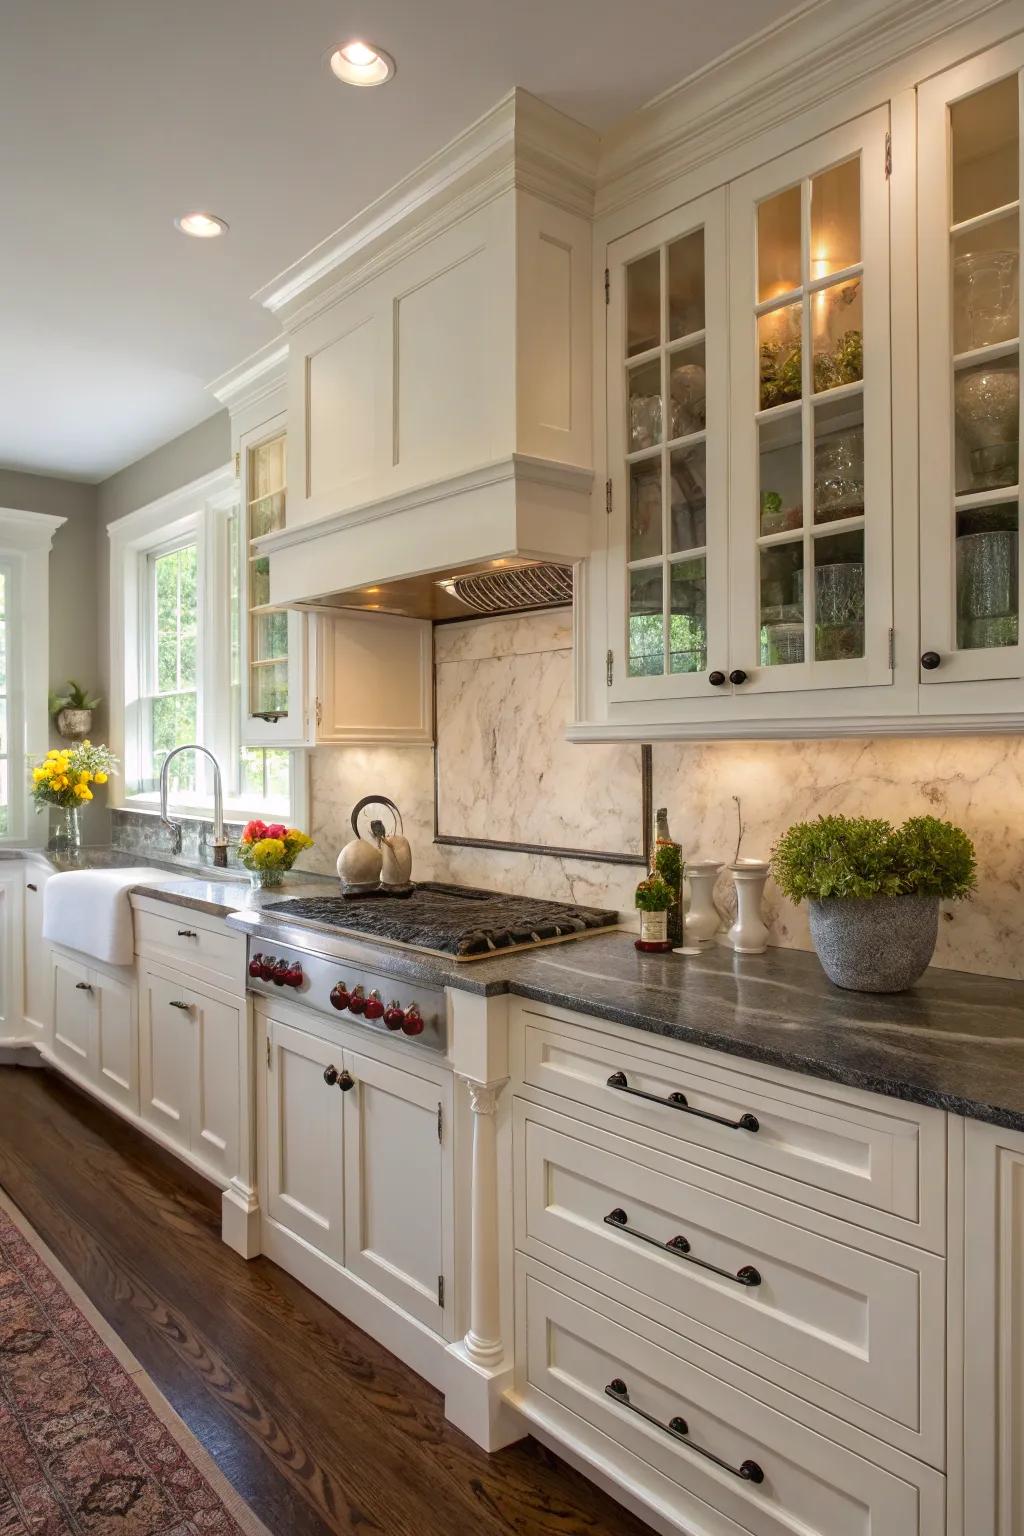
[0,510,62,845]
[0,566,8,836]
[110,468,300,825]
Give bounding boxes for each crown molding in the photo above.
[0,509,67,551]
[595,0,1012,217]
[207,338,288,413]
[256,88,598,329]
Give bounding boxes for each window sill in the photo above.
[120,794,292,826]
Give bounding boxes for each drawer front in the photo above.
[133,904,245,988]
[516,1008,943,1242]
[519,1263,943,1536]
[517,1105,942,1453]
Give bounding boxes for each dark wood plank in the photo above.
[0,1064,654,1536]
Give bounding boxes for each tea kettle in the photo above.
[337,795,413,895]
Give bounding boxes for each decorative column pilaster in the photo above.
[460,1074,509,1367]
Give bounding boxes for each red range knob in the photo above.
[348,987,367,1015]
[258,956,275,981]
[248,953,264,978]
[285,963,303,989]
[272,959,290,986]
[363,990,385,1020]
[401,1006,425,1037]
[383,1002,405,1031]
[329,983,349,1011]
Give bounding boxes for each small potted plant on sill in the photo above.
[770,813,977,993]
[634,872,675,953]
[237,820,314,889]
[49,681,102,740]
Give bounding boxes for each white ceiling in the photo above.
[2,0,798,482]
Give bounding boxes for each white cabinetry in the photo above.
[264,1014,345,1260]
[50,947,137,1114]
[0,867,24,1043]
[22,866,51,1041]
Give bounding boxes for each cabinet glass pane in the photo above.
[956,501,1019,649]
[251,661,289,716]
[757,184,802,301]
[669,558,707,673]
[249,555,271,609]
[628,359,662,450]
[626,250,660,357]
[812,278,863,392]
[628,568,664,677]
[668,230,705,340]
[250,437,286,500]
[629,460,663,561]
[759,303,802,409]
[669,445,707,552]
[252,610,289,663]
[954,354,1020,494]
[810,158,861,279]
[953,212,1020,353]
[249,491,285,539]
[759,412,803,534]
[814,394,865,523]
[760,542,805,663]
[668,342,706,439]
[814,529,865,660]
[951,76,1020,226]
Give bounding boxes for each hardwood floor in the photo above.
[0,1064,653,1536]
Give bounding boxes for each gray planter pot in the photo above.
[808,893,940,993]
[56,707,93,739]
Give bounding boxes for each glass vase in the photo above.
[54,804,82,851]
[248,866,286,890]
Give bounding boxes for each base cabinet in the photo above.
[0,869,24,1043]
[22,867,51,1041]
[264,1015,345,1261]
[50,948,137,1113]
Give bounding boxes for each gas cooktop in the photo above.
[263,882,619,960]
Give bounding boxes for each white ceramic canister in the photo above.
[683,861,723,947]
[727,860,771,954]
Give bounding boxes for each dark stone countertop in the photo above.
[8,848,1024,1131]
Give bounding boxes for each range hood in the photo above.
[255,454,592,620]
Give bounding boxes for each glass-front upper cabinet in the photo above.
[606,188,729,701]
[919,40,1024,694]
[238,416,307,746]
[727,110,893,695]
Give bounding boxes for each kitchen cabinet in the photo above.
[22,866,51,1041]
[918,38,1024,714]
[264,1013,345,1262]
[138,961,242,1181]
[0,867,24,1043]
[50,947,137,1114]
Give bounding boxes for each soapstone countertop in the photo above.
[7,846,1024,1131]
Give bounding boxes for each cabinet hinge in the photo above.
[437,1101,443,1144]
[233,450,241,477]
[315,696,322,728]
[884,132,892,179]
[266,1037,272,1069]
[437,1274,445,1309]
[605,478,612,516]
[604,267,610,304]
[888,626,895,670]
[606,649,614,687]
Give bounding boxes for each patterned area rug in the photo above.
[0,1193,270,1535]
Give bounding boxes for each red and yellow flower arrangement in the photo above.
[237,820,313,886]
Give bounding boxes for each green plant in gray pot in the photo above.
[771,814,976,993]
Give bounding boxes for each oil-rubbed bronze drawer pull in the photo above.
[75,982,93,992]
[169,1000,192,1011]
[606,1071,759,1132]
[177,929,198,939]
[26,882,37,892]
[605,1378,764,1485]
[604,1208,761,1287]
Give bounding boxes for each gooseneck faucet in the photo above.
[159,744,229,868]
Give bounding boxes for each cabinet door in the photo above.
[238,416,307,746]
[51,951,95,1075]
[94,969,137,1114]
[607,188,730,701]
[919,40,1024,695]
[342,1050,450,1334]
[963,1119,1024,1535]
[264,1017,344,1263]
[139,970,194,1154]
[313,611,433,746]
[0,872,23,1042]
[22,870,51,1041]
[193,989,242,1181]
[728,108,893,695]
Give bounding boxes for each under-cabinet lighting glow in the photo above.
[329,41,396,86]
[174,212,229,238]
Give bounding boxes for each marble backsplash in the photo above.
[305,608,1024,983]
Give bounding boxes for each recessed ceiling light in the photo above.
[329,40,395,87]
[174,212,229,239]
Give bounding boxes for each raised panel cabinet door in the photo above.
[264,1017,344,1264]
[192,988,242,1182]
[918,38,1024,695]
[963,1119,1024,1536]
[22,870,51,1040]
[139,970,194,1154]
[342,1050,450,1335]
[313,611,433,746]
[728,107,893,696]
[606,187,730,703]
[93,969,137,1114]
[50,951,96,1075]
[0,873,24,1041]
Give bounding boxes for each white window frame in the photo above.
[108,467,307,827]
[0,509,65,846]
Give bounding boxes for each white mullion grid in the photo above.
[800,174,814,666]
[660,240,671,675]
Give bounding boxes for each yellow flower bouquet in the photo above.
[30,740,118,847]
[237,819,314,888]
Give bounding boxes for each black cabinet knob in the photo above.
[920,651,941,670]
[323,1065,339,1086]
[708,670,726,687]
[728,669,749,685]
[337,1070,356,1093]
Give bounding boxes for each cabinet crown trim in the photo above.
[207,339,288,413]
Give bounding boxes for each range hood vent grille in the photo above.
[443,562,573,615]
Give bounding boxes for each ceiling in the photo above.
[2,0,799,482]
